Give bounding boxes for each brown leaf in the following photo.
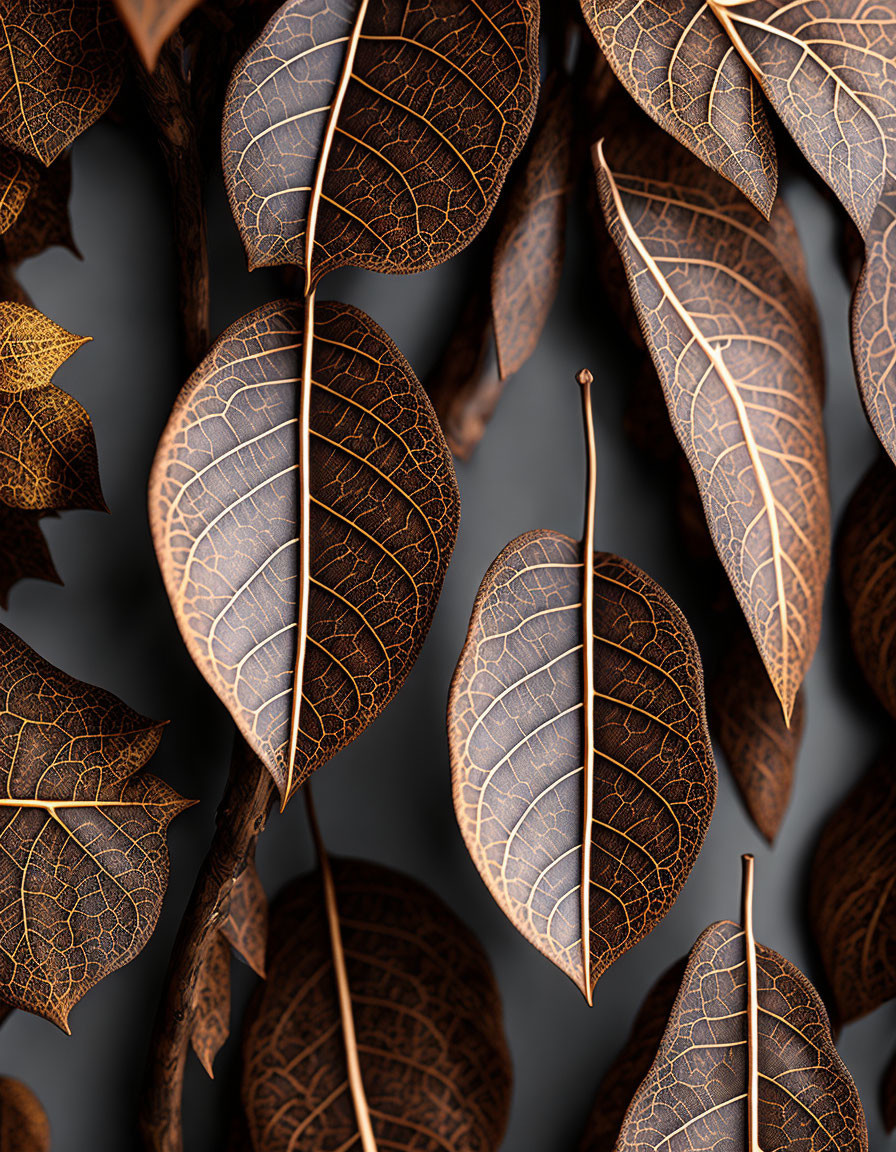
[0,0,124,166]
[0,507,60,608]
[809,753,896,1026]
[615,916,869,1150]
[0,150,37,236]
[150,299,459,803]
[240,858,512,1152]
[709,0,896,237]
[113,0,202,69]
[595,124,829,723]
[0,623,191,1030]
[221,0,540,281]
[852,187,896,465]
[0,302,103,512]
[838,456,896,721]
[1,154,75,266]
[221,860,267,978]
[190,929,230,1079]
[0,1078,49,1152]
[492,74,575,380]
[580,0,777,215]
[710,624,805,843]
[448,532,716,999]
[579,960,685,1152]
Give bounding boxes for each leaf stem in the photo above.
[304,788,378,1152]
[578,368,596,1005]
[742,853,760,1152]
[139,740,276,1152]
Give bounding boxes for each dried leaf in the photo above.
[0,624,191,1030]
[579,960,685,1152]
[0,150,37,236]
[0,1078,49,1152]
[580,0,777,215]
[1,154,75,266]
[240,858,512,1152]
[113,0,202,69]
[852,187,896,465]
[839,456,896,721]
[221,0,540,280]
[711,624,805,843]
[221,860,267,977]
[0,0,124,165]
[809,753,896,1026]
[492,74,574,380]
[615,915,869,1150]
[0,507,60,608]
[449,531,716,999]
[709,0,896,236]
[0,302,103,512]
[190,929,230,1079]
[150,299,459,803]
[595,124,829,722]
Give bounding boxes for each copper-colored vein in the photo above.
[305,789,378,1152]
[578,369,596,1005]
[742,853,760,1152]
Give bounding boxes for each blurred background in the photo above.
[0,111,892,1151]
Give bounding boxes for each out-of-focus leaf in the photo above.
[809,753,896,1026]
[221,0,540,280]
[0,507,60,608]
[0,1078,50,1151]
[852,188,896,465]
[0,302,103,512]
[240,858,512,1152]
[1,154,75,266]
[0,151,37,236]
[0,624,191,1030]
[113,0,202,69]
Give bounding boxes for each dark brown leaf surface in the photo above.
[1,154,75,266]
[113,0,202,69]
[0,624,190,1030]
[581,0,777,215]
[0,1078,49,1152]
[240,858,512,1152]
[710,0,896,236]
[221,859,267,977]
[579,960,685,1152]
[617,919,869,1151]
[448,530,716,999]
[222,0,540,280]
[150,298,459,802]
[0,507,60,608]
[839,456,896,721]
[711,624,805,843]
[809,753,896,1026]
[0,302,102,512]
[596,127,829,722]
[190,929,231,1078]
[852,187,896,465]
[0,150,36,235]
[492,74,574,380]
[0,0,124,165]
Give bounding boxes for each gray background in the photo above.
[0,114,893,1151]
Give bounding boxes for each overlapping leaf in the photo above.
[0,508,59,607]
[1,155,75,266]
[150,298,459,803]
[222,0,540,280]
[113,0,202,69]
[0,0,124,166]
[580,0,777,214]
[852,187,896,465]
[596,124,829,722]
[711,624,805,843]
[240,858,512,1152]
[809,753,896,1025]
[839,456,896,720]
[0,150,36,236]
[0,302,103,512]
[579,960,684,1151]
[616,919,869,1150]
[709,0,896,236]
[448,531,716,999]
[0,624,190,1030]
[0,1078,49,1152]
